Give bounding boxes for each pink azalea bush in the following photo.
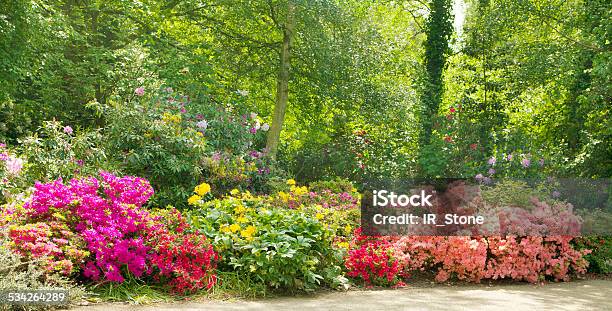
[385,235,590,284]
[2,173,219,294]
[7,221,89,275]
[21,172,156,283]
[495,198,582,236]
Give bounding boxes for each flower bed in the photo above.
[1,173,218,295]
[0,175,601,301]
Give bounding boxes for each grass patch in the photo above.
[87,277,174,304]
[208,271,270,300]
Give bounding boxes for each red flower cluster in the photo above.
[147,208,219,294]
[148,231,219,294]
[344,229,406,287]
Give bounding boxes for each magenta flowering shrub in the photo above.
[21,172,156,283]
[5,172,219,292]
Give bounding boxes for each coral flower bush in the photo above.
[388,235,590,283]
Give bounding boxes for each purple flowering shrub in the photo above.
[3,172,219,292]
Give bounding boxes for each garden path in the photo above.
[74,279,612,311]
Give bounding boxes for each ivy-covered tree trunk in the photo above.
[266,1,295,158]
[420,0,453,146]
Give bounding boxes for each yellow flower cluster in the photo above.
[337,241,350,249]
[290,185,308,196]
[188,182,211,205]
[162,112,182,124]
[195,182,211,196]
[217,197,259,241]
[278,191,290,203]
[240,225,257,240]
[344,224,352,235]
[220,221,257,241]
[188,194,201,205]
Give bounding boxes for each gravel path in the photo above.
[73,279,612,311]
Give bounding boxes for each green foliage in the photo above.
[88,277,172,304]
[0,121,110,203]
[573,236,612,274]
[91,89,208,208]
[16,121,110,181]
[481,180,557,209]
[446,0,612,178]
[187,194,348,293]
[309,178,356,194]
[419,0,453,149]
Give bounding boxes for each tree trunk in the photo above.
[266,1,295,158]
[420,0,452,147]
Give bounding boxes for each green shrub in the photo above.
[1,120,110,203]
[573,236,612,274]
[91,87,278,207]
[481,180,557,209]
[186,194,347,293]
[90,89,208,208]
[309,178,356,194]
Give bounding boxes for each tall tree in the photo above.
[266,0,295,157]
[420,0,453,146]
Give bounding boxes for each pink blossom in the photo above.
[521,158,531,168]
[63,126,73,134]
[5,156,24,176]
[487,157,496,166]
[134,87,145,96]
[196,120,208,129]
[261,123,270,131]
